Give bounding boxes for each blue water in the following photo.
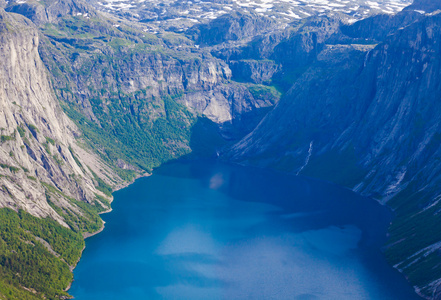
[70,161,420,299]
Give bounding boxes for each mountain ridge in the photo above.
[225,8,441,299]
[1,0,441,299]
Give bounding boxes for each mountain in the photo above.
[0,3,281,297]
[82,0,411,31]
[405,0,441,12]
[32,7,280,170]
[5,0,95,25]
[226,8,441,299]
[2,0,441,299]
[186,11,278,46]
[0,7,129,299]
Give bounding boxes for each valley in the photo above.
[0,0,440,299]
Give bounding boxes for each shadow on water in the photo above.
[153,160,420,299]
[155,160,390,239]
[71,144,420,300]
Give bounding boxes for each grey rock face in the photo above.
[226,11,441,299]
[6,0,94,25]
[229,60,279,84]
[187,11,278,46]
[405,0,441,12]
[273,16,343,68]
[0,8,117,227]
[39,27,276,141]
[340,10,424,42]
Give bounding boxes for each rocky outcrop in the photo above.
[272,16,343,68]
[0,8,118,227]
[36,15,278,159]
[229,59,279,84]
[6,0,94,25]
[213,15,345,92]
[405,0,441,13]
[340,10,423,42]
[211,26,293,62]
[181,82,278,131]
[187,11,278,46]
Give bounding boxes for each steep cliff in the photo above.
[0,9,117,226]
[0,8,123,299]
[226,10,441,299]
[2,0,438,299]
[31,11,279,170]
[186,11,279,47]
[6,0,94,25]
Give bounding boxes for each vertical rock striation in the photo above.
[0,8,117,228]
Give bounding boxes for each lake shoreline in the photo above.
[65,172,151,294]
[225,160,424,298]
[69,160,420,300]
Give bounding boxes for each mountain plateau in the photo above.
[0,0,440,299]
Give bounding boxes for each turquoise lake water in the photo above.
[70,161,420,299]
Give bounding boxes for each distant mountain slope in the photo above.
[1,0,441,299]
[81,0,411,32]
[6,0,95,25]
[405,0,441,12]
[0,1,282,297]
[226,10,441,299]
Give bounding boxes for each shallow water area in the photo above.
[70,161,419,299]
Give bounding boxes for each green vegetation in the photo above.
[27,124,38,136]
[68,146,85,173]
[46,137,55,145]
[384,184,441,296]
[52,154,63,166]
[301,146,368,187]
[108,37,133,49]
[38,14,202,174]
[42,182,104,234]
[115,168,137,182]
[0,208,84,299]
[16,126,25,138]
[272,66,310,93]
[89,168,112,197]
[1,134,15,143]
[0,281,41,300]
[0,163,20,173]
[43,141,51,155]
[248,84,281,102]
[62,94,195,172]
[95,193,111,209]
[187,117,229,158]
[160,32,192,47]
[38,14,217,175]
